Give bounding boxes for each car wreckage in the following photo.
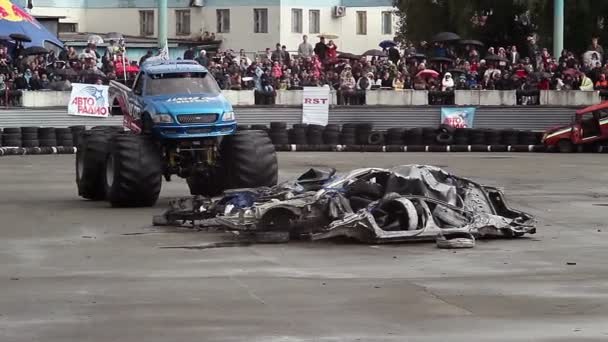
[154,165,536,246]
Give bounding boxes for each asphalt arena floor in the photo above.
[1,152,608,341]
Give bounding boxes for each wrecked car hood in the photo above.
[155,165,535,245]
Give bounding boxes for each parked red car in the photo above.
[543,102,608,152]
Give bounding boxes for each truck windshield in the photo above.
[145,72,221,96]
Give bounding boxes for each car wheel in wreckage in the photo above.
[557,139,574,153]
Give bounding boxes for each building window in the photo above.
[356,11,367,35]
[254,8,268,33]
[58,23,77,33]
[216,9,230,33]
[291,9,302,33]
[176,10,191,36]
[139,10,154,36]
[309,10,320,34]
[382,11,392,35]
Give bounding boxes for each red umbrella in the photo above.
[562,68,581,77]
[416,69,440,79]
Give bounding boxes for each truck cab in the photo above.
[543,102,608,152]
[109,60,236,139]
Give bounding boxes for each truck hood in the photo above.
[147,94,232,115]
[545,124,572,134]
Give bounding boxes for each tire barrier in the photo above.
[1,124,607,157]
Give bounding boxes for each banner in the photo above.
[68,83,110,117]
[302,85,330,126]
[440,107,476,128]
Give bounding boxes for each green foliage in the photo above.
[394,0,608,53]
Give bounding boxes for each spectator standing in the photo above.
[271,43,284,63]
[281,46,291,66]
[14,71,28,90]
[314,36,328,62]
[589,37,604,57]
[183,47,195,60]
[580,73,594,91]
[388,46,400,65]
[298,35,314,58]
[509,46,520,65]
[596,73,608,89]
[40,74,50,89]
[195,50,209,67]
[327,40,338,61]
[356,72,373,90]
[441,72,454,91]
[139,50,153,65]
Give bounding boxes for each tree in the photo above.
[393,0,608,55]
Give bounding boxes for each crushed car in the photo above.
[154,165,536,246]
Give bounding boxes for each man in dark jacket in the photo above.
[388,46,400,65]
[183,47,195,60]
[195,50,209,67]
[139,50,153,65]
[314,37,328,62]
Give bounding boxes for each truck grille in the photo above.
[176,114,219,124]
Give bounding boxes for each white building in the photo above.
[26,0,396,54]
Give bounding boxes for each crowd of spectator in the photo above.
[181,34,608,100]
[1,32,607,106]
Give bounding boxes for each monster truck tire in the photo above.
[76,130,111,200]
[558,139,574,153]
[367,131,385,145]
[3,127,21,134]
[104,134,162,207]
[219,130,278,190]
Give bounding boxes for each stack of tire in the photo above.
[21,127,39,147]
[405,128,423,145]
[70,125,86,146]
[289,124,308,145]
[386,128,406,146]
[436,125,455,145]
[340,124,357,145]
[306,124,324,145]
[422,127,437,146]
[55,128,75,147]
[251,124,268,132]
[356,123,373,145]
[518,130,540,145]
[37,127,58,147]
[453,128,469,145]
[268,122,288,145]
[501,129,519,146]
[323,124,340,145]
[2,127,22,147]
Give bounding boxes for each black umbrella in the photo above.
[407,53,427,60]
[484,54,508,62]
[430,57,454,64]
[448,69,466,75]
[9,33,32,43]
[362,49,387,57]
[23,46,48,56]
[338,52,361,60]
[459,39,484,47]
[431,32,461,42]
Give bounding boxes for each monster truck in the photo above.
[75,60,278,207]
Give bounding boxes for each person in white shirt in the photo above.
[298,35,314,58]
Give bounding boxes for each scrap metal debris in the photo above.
[154,165,536,247]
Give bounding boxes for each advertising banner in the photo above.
[68,83,110,118]
[440,107,476,128]
[302,86,330,126]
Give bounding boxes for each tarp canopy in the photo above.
[0,0,63,48]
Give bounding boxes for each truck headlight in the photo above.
[152,114,174,123]
[223,111,235,121]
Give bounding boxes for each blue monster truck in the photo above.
[75,60,278,207]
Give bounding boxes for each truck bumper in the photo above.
[153,122,237,140]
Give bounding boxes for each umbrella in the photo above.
[531,71,552,79]
[9,33,31,42]
[87,34,104,45]
[338,52,361,60]
[562,68,581,77]
[430,57,453,64]
[379,40,397,49]
[407,53,427,60]
[53,68,78,78]
[416,69,440,78]
[362,49,387,57]
[431,32,461,42]
[448,69,466,75]
[106,32,124,40]
[23,46,48,56]
[317,33,338,39]
[484,54,508,63]
[459,39,484,47]
[0,2,62,48]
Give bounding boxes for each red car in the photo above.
[543,101,608,152]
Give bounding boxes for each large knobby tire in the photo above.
[76,130,111,200]
[220,130,278,189]
[104,134,162,207]
[558,139,575,153]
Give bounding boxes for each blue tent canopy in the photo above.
[0,0,63,48]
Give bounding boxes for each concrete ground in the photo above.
[1,152,608,342]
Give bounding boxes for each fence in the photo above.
[18,89,605,108]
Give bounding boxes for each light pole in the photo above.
[158,0,168,50]
[553,0,564,58]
